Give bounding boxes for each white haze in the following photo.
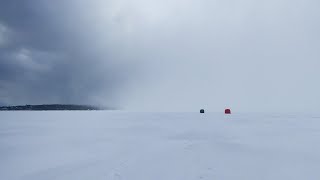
[38,0,320,112]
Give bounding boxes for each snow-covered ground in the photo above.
[1,111,320,180]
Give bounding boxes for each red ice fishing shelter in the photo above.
[225,109,231,114]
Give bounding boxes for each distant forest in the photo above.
[0,104,103,111]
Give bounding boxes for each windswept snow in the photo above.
[1,112,320,179]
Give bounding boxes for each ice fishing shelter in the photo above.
[225,109,231,114]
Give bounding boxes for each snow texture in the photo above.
[1,112,320,180]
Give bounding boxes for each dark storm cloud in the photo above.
[0,1,132,106]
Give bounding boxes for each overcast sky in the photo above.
[0,0,320,112]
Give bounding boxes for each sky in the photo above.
[0,0,320,112]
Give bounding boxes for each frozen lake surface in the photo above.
[1,111,320,180]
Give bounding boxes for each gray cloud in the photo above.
[1,0,320,112]
[0,0,135,107]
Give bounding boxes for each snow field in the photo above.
[1,112,320,180]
